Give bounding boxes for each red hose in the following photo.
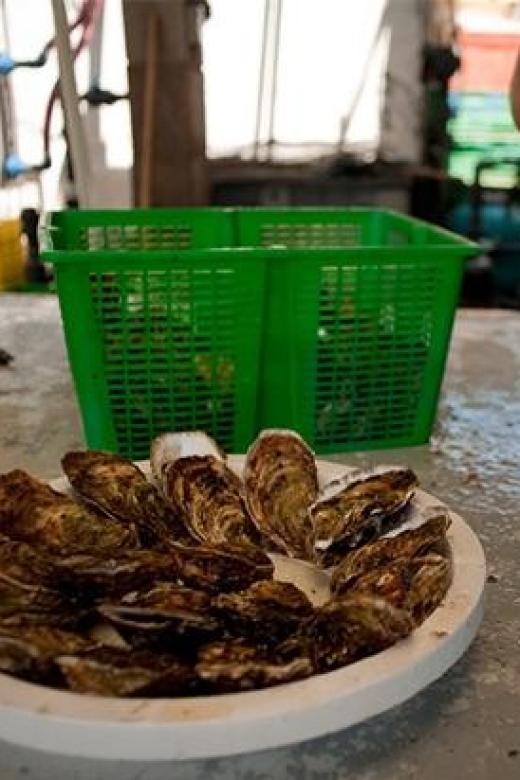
[39,0,99,62]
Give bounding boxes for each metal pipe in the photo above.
[89,0,105,87]
[253,0,271,159]
[266,0,283,159]
[0,0,17,160]
[51,0,91,208]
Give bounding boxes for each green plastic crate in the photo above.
[44,207,476,458]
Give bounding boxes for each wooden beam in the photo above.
[123,0,209,206]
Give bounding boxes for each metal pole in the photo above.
[89,0,105,88]
[51,0,91,208]
[266,0,282,159]
[0,0,17,161]
[253,0,271,159]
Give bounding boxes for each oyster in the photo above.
[212,580,314,645]
[53,550,184,599]
[0,624,96,683]
[406,553,453,626]
[0,580,82,628]
[0,535,89,629]
[310,465,418,565]
[169,542,274,593]
[331,512,451,595]
[61,450,191,548]
[98,583,219,649]
[279,594,414,673]
[163,455,261,549]
[243,429,319,560]
[54,543,273,599]
[0,533,57,591]
[0,469,138,555]
[58,647,196,697]
[151,431,225,486]
[120,582,212,613]
[196,638,313,692]
[337,561,413,609]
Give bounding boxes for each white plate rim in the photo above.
[0,457,486,760]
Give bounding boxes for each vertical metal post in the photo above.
[266,0,283,159]
[253,0,271,159]
[89,0,105,88]
[51,0,91,208]
[253,0,283,161]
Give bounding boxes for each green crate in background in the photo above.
[44,208,476,458]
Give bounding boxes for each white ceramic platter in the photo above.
[0,457,486,761]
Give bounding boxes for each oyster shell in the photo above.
[406,553,453,626]
[336,561,413,609]
[98,583,219,649]
[54,542,273,600]
[150,431,225,486]
[0,580,86,629]
[196,638,313,692]
[310,465,418,565]
[331,512,451,595]
[0,624,96,683]
[53,550,184,599]
[279,594,414,673]
[163,455,261,549]
[0,534,90,629]
[120,582,212,613]
[61,450,191,548]
[212,580,314,645]
[0,581,56,619]
[243,429,319,560]
[169,542,274,593]
[0,533,57,592]
[0,469,138,555]
[57,647,196,697]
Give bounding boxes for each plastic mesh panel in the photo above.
[312,260,439,446]
[259,222,363,248]
[83,224,194,251]
[88,259,262,459]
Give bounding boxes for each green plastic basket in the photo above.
[44,207,476,458]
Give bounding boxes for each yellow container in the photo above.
[0,219,23,291]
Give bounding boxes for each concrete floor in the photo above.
[0,294,519,779]
[0,295,83,478]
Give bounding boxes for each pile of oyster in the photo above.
[0,429,452,698]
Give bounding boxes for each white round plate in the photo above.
[0,458,486,761]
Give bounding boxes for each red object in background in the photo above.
[451,30,520,92]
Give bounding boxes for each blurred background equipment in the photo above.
[0,1,519,302]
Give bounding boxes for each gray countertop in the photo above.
[0,295,517,779]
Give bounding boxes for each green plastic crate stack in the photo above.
[448,91,520,187]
